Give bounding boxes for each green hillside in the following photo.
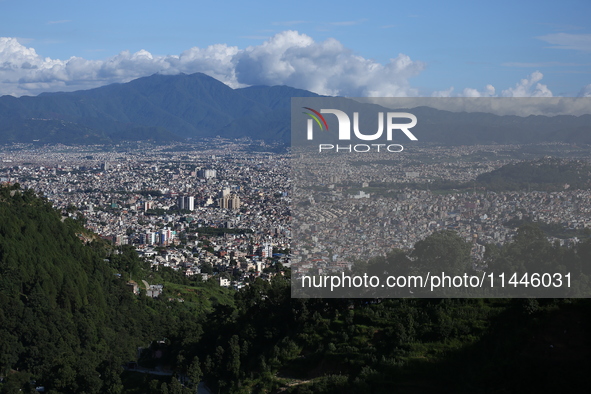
[2,184,591,393]
[0,185,217,393]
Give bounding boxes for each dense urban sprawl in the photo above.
[2,140,590,286]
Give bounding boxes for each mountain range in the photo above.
[0,72,590,145]
[0,72,319,144]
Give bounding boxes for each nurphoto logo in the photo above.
[303,107,418,153]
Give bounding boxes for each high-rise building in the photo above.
[144,200,154,211]
[197,168,217,179]
[145,232,157,245]
[218,193,240,210]
[261,242,273,258]
[178,195,195,211]
[159,231,168,246]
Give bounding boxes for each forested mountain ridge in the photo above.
[475,158,591,191]
[0,184,178,393]
[0,184,121,391]
[1,73,589,145]
[0,73,319,144]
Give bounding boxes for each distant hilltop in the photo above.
[0,72,319,144]
[0,72,590,145]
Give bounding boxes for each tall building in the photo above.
[145,232,156,245]
[159,231,168,246]
[198,168,217,179]
[218,193,241,210]
[260,242,273,258]
[178,195,195,211]
[144,200,154,211]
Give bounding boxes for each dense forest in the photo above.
[0,184,207,393]
[360,158,591,195]
[1,185,591,393]
[475,158,591,192]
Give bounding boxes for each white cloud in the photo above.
[579,84,591,97]
[1,34,586,100]
[432,85,496,98]
[431,74,561,99]
[501,71,553,97]
[234,31,424,97]
[0,36,242,96]
[0,31,425,98]
[461,84,496,97]
[431,87,454,97]
[537,33,591,52]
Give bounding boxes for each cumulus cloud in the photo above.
[432,72,555,99]
[461,84,496,97]
[0,32,425,97]
[431,73,554,98]
[431,87,454,97]
[578,84,591,97]
[501,71,553,97]
[234,31,424,97]
[0,36,246,96]
[1,34,586,100]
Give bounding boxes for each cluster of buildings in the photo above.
[291,143,591,276]
[292,187,591,271]
[0,139,289,290]
[2,140,590,286]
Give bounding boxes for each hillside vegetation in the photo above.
[2,185,591,393]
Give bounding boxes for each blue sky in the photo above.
[1,0,590,97]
